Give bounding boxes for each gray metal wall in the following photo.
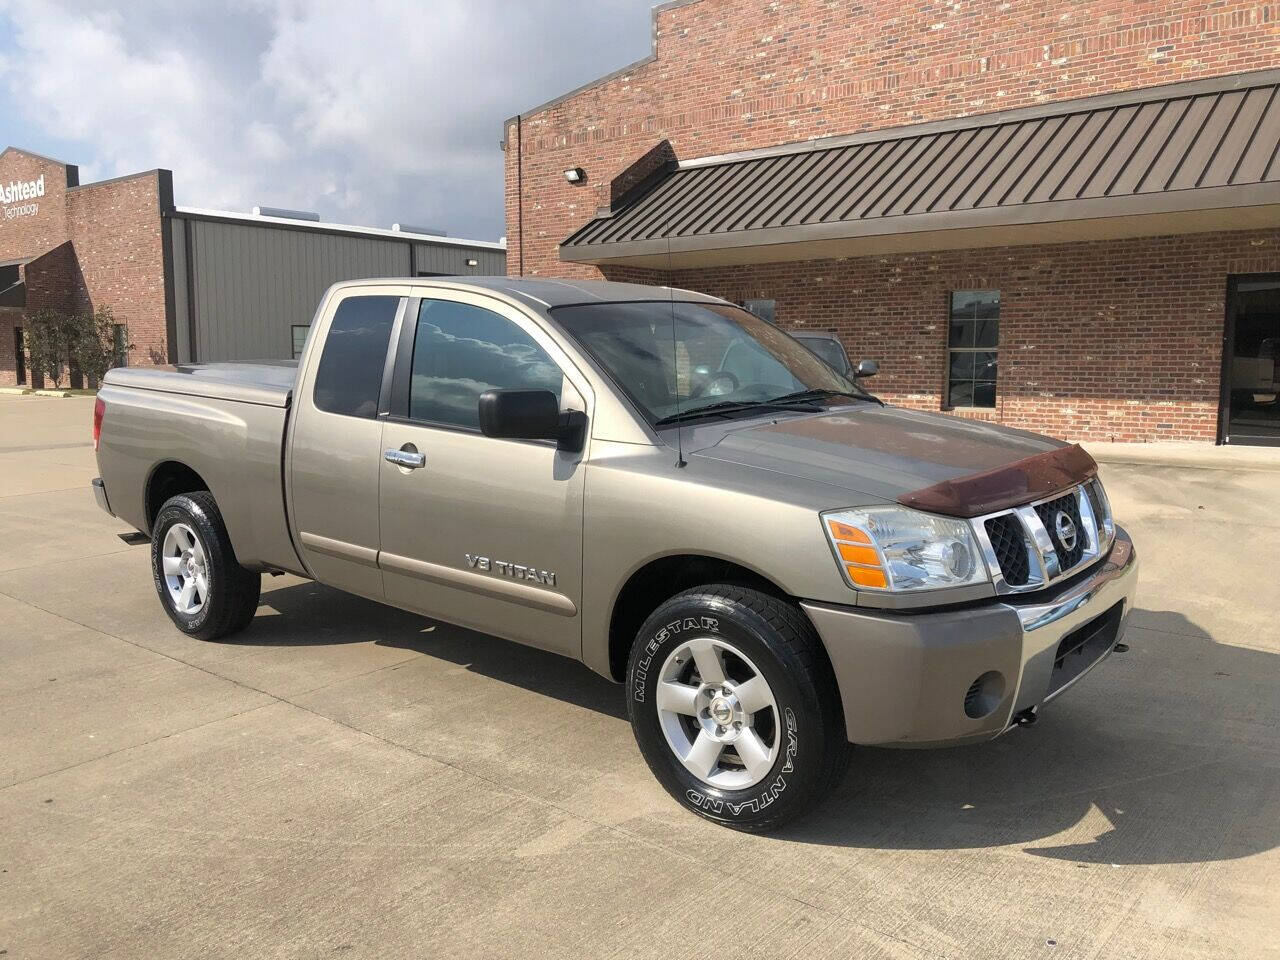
[413,241,506,276]
[173,215,506,362]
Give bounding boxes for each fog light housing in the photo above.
[963,671,1005,719]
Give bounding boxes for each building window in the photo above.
[291,324,311,359]
[14,326,26,385]
[947,290,999,408]
[111,324,128,368]
[741,299,776,324]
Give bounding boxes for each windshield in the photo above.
[552,300,866,425]
[796,336,849,373]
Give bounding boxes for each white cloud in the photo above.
[0,0,654,239]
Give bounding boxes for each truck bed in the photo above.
[96,361,305,577]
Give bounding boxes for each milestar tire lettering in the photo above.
[631,615,719,703]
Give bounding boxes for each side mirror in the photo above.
[478,389,586,452]
[854,359,879,378]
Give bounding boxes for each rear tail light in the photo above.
[93,396,105,451]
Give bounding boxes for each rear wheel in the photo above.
[626,584,848,831]
[150,492,260,641]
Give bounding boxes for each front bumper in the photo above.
[801,528,1138,746]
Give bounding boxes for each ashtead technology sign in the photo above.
[2,174,45,221]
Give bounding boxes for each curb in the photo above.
[1086,442,1280,473]
[0,387,33,396]
[31,389,74,398]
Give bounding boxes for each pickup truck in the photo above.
[92,276,1137,831]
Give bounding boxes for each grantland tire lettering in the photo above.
[631,615,720,702]
[685,707,798,816]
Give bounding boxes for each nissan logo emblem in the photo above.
[1054,510,1078,551]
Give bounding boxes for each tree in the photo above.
[22,306,131,388]
[73,306,132,385]
[22,308,81,388]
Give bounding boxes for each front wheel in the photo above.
[150,492,261,641]
[626,585,848,831]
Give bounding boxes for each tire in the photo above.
[150,492,261,641]
[626,584,848,832]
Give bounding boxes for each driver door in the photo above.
[376,290,590,657]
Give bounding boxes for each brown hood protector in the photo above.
[897,444,1097,519]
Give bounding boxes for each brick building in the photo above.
[503,0,1280,444]
[0,146,505,389]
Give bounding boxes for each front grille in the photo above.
[1085,481,1106,530]
[1034,492,1085,572]
[1048,602,1123,696]
[984,514,1031,586]
[975,480,1111,593]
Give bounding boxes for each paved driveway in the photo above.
[1,394,1277,959]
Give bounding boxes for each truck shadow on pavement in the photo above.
[247,584,1278,866]
[251,579,628,721]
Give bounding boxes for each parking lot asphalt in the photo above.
[1,393,1278,959]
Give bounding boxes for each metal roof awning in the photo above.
[561,70,1280,268]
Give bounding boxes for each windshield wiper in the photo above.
[768,387,883,407]
[653,399,821,426]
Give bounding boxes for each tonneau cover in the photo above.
[103,362,296,408]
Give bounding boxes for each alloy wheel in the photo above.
[655,636,781,790]
[161,522,208,615]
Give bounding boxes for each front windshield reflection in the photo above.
[552,301,866,425]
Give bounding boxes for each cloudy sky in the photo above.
[0,0,655,241]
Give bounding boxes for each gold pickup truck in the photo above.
[91,277,1137,831]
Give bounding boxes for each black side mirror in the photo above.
[854,359,879,378]
[478,389,586,452]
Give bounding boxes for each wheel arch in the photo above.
[606,553,799,683]
[144,460,211,532]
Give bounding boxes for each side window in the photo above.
[313,295,400,418]
[947,289,999,408]
[408,299,563,430]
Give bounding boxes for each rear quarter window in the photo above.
[312,295,401,418]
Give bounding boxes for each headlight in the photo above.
[822,506,990,592]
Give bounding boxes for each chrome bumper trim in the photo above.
[1004,530,1138,718]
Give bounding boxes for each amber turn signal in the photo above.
[826,519,871,544]
[846,565,888,588]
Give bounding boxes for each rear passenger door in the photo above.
[288,287,410,600]
[377,290,589,658]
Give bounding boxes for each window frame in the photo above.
[945,289,1000,410]
[386,289,591,444]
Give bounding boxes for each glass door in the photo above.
[1222,275,1280,445]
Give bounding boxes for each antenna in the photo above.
[666,235,686,467]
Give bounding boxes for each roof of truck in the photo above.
[329,275,729,309]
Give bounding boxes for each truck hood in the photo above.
[689,403,1073,507]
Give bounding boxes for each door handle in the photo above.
[384,447,426,469]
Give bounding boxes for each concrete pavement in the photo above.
[1,393,1277,959]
